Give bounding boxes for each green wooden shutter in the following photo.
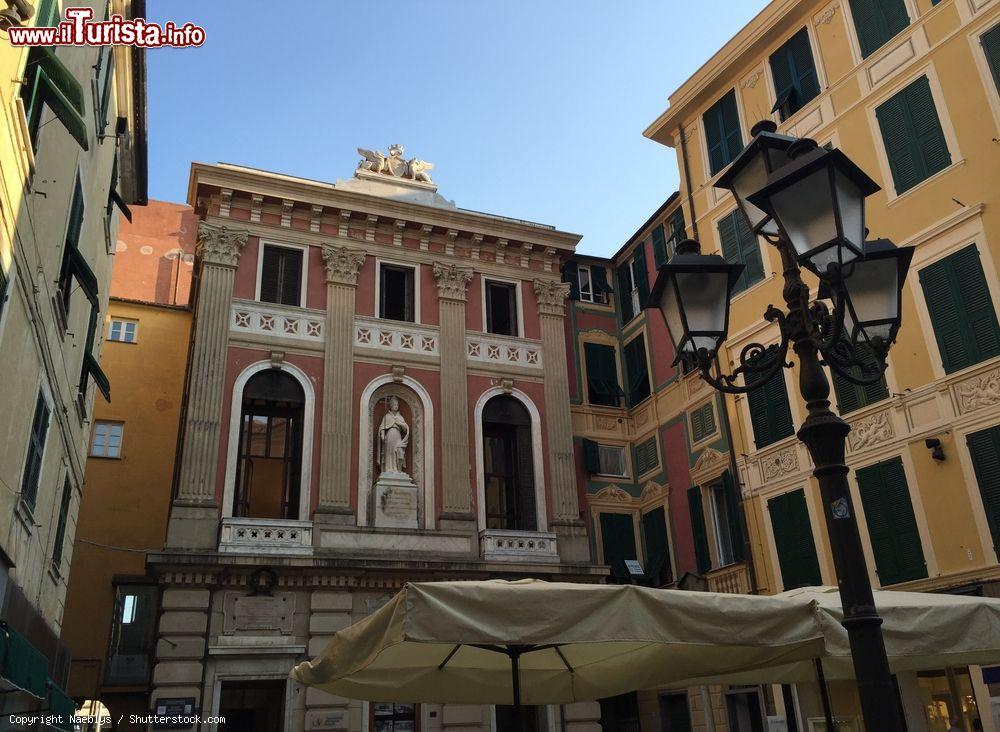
[747,369,795,449]
[592,265,611,299]
[848,0,910,58]
[633,245,650,309]
[768,489,823,589]
[562,260,580,300]
[984,25,1000,96]
[600,512,637,580]
[919,245,1000,374]
[624,335,650,407]
[616,262,634,323]
[769,28,820,119]
[721,471,746,562]
[857,457,927,585]
[642,506,672,584]
[718,210,763,294]
[688,486,712,573]
[691,402,717,443]
[634,437,659,475]
[876,76,951,195]
[703,90,743,176]
[831,342,889,415]
[584,342,622,406]
[968,425,1000,557]
[582,438,601,474]
[652,225,668,268]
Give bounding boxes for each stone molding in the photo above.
[196,221,248,267]
[533,279,571,317]
[432,261,474,301]
[321,245,366,286]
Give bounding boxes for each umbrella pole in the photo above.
[814,658,835,731]
[511,650,526,731]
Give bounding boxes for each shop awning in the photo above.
[0,620,49,698]
[47,679,76,731]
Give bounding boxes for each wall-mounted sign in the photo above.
[151,697,198,729]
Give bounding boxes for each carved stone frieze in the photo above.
[592,485,633,503]
[322,245,366,286]
[761,445,799,481]
[814,3,839,25]
[432,262,474,301]
[690,447,728,484]
[849,410,894,451]
[956,367,1000,414]
[533,279,572,317]
[196,221,248,267]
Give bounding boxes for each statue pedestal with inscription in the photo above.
[373,472,419,529]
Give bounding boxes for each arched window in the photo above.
[234,370,304,519]
[482,395,536,531]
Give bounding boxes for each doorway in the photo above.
[482,396,536,531]
[659,692,693,731]
[218,679,285,731]
[725,686,766,732]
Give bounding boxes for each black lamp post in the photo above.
[649,120,914,732]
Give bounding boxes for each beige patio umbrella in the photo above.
[291,579,826,712]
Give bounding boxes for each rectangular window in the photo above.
[768,489,823,590]
[623,335,651,407]
[106,584,158,684]
[856,457,927,585]
[577,265,594,302]
[108,318,137,343]
[707,473,745,567]
[746,368,795,449]
[666,207,686,254]
[378,263,415,322]
[919,245,1000,374]
[485,280,518,336]
[599,512,637,583]
[659,694,692,732]
[633,437,659,476]
[584,342,623,407]
[831,342,889,415]
[703,89,743,176]
[718,209,764,294]
[259,244,303,307]
[617,245,649,323]
[21,391,51,511]
[967,425,1000,558]
[598,444,627,477]
[848,0,910,58]
[690,401,717,443]
[984,24,1000,96]
[876,75,952,195]
[90,421,124,458]
[652,225,668,268]
[687,486,712,574]
[566,261,609,304]
[51,477,72,570]
[59,171,86,316]
[769,28,820,121]
[616,261,635,323]
[642,507,673,587]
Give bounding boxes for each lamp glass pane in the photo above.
[731,153,770,231]
[845,256,898,341]
[676,270,730,351]
[769,167,837,259]
[658,277,690,354]
[835,169,865,250]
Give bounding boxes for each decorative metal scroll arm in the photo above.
[693,305,793,395]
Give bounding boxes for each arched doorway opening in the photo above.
[482,395,537,531]
[234,370,304,519]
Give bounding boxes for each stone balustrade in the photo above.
[479,529,559,563]
[218,517,314,555]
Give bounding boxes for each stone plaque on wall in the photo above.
[223,592,294,635]
[305,709,349,730]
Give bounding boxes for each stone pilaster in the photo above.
[316,246,366,523]
[533,279,589,561]
[432,262,475,529]
[304,591,354,730]
[166,223,247,549]
[149,588,210,732]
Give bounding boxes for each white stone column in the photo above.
[149,588,210,732]
[433,262,475,529]
[316,246,366,521]
[533,279,589,560]
[167,223,247,549]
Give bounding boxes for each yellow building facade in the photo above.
[645,0,1000,728]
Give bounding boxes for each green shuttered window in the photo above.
[984,24,1000,96]
[747,369,795,449]
[718,209,764,294]
[21,391,51,510]
[848,0,910,58]
[919,245,1000,374]
[690,402,717,443]
[967,425,1000,557]
[831,343,889,415]
[876,75,951,195]
[857,457,927,585]
[634,437,659,476]
[687,486,712,574]
[652,225,668,269]
[642,506,673,586]
[584,342,623,407]
[769,489,823,590]
[703,90,743,176]
[624,335,651,407]
[600,512,637,582]
[769,28,820,121]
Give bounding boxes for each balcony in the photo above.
[219,517,313,555]
[479,529,559,563]
[706,562,751,594]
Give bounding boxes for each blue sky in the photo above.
[147,1,769,257]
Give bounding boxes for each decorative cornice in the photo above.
[740,69,763,89]
[196,222,248,268]
[690,447,728,484]
[321,245,366,286]
[533,279,571,317]
[592,485,632,504]
[432,261,474,302]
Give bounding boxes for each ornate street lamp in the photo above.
[649,124,913,732]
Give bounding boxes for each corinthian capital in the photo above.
[322,245,366,286]
[196,222,248,267]
[533,278,571,317]
[432,261,474,302]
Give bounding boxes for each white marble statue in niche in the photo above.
[377,396,410,476]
